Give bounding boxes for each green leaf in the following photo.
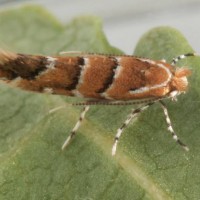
[0,5,200,200]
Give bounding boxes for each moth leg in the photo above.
[112,102,154,156]
[59,51,85,56]
[159,100,189,151]
[49,105,66,114]
[62,105,90,150]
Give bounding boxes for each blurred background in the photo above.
[0,0,200,54]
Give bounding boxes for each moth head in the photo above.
[171,68,191,92]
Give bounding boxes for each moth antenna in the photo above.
[59,51,114,57]
[171,52,200,65]
[72,96,170,106]
[59,51,152,58]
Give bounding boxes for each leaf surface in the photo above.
[0,5,200,200]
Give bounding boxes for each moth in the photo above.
[0,49,196,155]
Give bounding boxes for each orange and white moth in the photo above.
[0,49,196,155]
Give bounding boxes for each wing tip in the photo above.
[0,49,17,65]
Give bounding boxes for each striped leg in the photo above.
[112,102,154,156]
[62,105,90,150]
[159,101,189,151]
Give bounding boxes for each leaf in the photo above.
[0,5,200,200]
